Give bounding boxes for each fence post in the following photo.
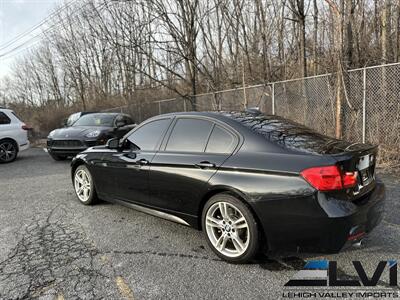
[362,67,366,143]
[138,102,142,122]
[158,101,161,115]
[183,98,187,112]
[271,83,275,115]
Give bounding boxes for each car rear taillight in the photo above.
[300,166,358,191]
[21,124,31,130]
[342,171,358,189]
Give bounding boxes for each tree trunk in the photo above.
[344,0,354,68]
[299,4,307,77]
[382,0,393,63]
[313,0,318,75]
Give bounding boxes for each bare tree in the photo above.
[1,0,399,131]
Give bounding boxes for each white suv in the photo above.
[0,108,30,163]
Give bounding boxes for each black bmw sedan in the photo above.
[70,111,385,263]
[47,112,135,160]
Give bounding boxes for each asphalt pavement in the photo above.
[0,148,399,299]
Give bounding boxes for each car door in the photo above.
[148,117,239,215]
[100,117,173,204]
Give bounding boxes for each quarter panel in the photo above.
[206,151,333,247]
[207,168,327,247]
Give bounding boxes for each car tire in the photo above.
[202,193,259,263]
[0,139,18,163]
[73,165,98,205]
[49,152,67,161]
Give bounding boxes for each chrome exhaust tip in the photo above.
[353,239,364,248]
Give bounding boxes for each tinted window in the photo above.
[73,113,115,127]
[67,113,81,126]
[0,112,11,125]
[223,111,352,155]
[115,115,126,126]
[116,115,134,126]
[124,116,134,125]
[206,125,236,153]
[166,118,213,152]
[127,118,170,151]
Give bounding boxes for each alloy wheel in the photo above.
[205,201,250,258]
[74,169,92,202]
[0,142,17,163]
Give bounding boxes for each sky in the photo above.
[0,0,71,79]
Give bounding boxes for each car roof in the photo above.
[80,112,120,116]
[149,110,263,124]
[148,110,262,134]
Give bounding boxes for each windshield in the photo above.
[67,113,81,126]
[73,113,116,127]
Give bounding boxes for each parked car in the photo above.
[63,111,97,127]
[70,110,385,263]
[47,112,135,161]
[0,107,30,163]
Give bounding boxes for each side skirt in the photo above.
[112,198,191,227]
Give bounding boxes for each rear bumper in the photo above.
[19,141,30,151]
[255,181,385,252]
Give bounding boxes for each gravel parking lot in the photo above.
[0,148,399,299]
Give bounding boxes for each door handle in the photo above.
[138,158,149,165]
[195,161,216,169]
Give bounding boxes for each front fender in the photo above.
[70,154,88,182]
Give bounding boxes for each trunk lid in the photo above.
[331,144,378,199]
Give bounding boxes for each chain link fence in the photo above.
[103,62,400,166]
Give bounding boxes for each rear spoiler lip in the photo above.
[329,143,379,158]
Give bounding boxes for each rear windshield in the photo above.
[73,113,115,127]
[223,112,352,154]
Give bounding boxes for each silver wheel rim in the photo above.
[74,169,91,202]
[0,142,16,162]
[205,202,250,258]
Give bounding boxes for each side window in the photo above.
[0,112,11,125]
[165,118,213,152]
[127,118,170,151]
[115,115,125,126]
[124,116,134,125]
[206,125,236,154]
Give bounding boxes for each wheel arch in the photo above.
[198,186,269,252]
[70,158,87,182]
[198,186,264,231]
[0,137,19,151]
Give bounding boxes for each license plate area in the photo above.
[358,154,370,170]
[357,154,375,186]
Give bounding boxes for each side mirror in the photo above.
[62,119,68,127]
[107,138,120,149]
[115,120,126,128]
